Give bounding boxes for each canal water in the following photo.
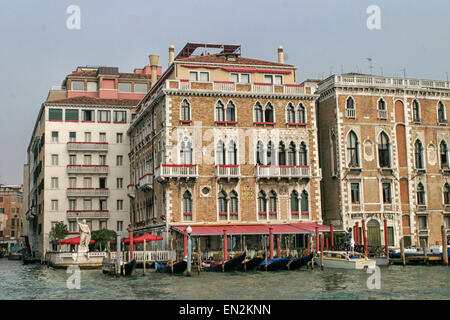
[0,259,449,300]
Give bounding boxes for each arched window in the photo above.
[183,190,193,216]
[228,140,237,165]
[347,131,359,167]
[444,184,450,205]
[216,140,226,165]
[378,98,386,110]
[438,101,446,123]
[347,97,355,109]
[218,190,227,218]
[417,183,425,205]
[440,141,449,168]
[269,191,277,214]
[230,191,238,216]
[414,140,424,169]
[290,190,299,215]
[256,141,264,165]
[254,102,263,122]
[226,101,236,122]
[180,140,192,164]
[301,190,309,215]
[267,141,275,165]
[258,191,267,214]
[265,103,274,123]
[278,142,286,166]
[413,99,420,122]
[346,97,355,118]
[215,100,225,122]
[288,142,296,165]
[378,132,391,168]
[286,103,295,123]
[181,99,190,121]
[297,103,306,124]
[299,142,308,166]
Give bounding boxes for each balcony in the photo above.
[346,108,356,119]
[67,165,109,174]
[127,184,136,198]
[415,168,427,175]
[138,173,153,190]
[213,81,236,92]
[67,142,108,152]
[378,110,387,120]
[255,165,311,180]
[215,165,240,180]
[66,210,109,219]
[155,164,198,181]
[66,188,109,197]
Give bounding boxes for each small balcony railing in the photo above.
[67,165,109,174]
[139,173,153,190]
[155,164,198,180]
[378,109,387,120]
[346,108,356,119]
[255,165,311,179]
[215,165,240,179]
[213,81,236,92]
[66,188,109,197]
[252,83,274,93]
[66,210,109,219]
[67,142,109,152]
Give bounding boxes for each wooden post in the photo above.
[129,228,134,262]
[400,237,406,266]
[143,240,147,276]
[307,234,311,254]
[170,235,174,274]
[315,226,319,253]
[183,230,188,258]
[264,235,268,271]
[442,225,448,266]
[326,237,329,251]
[330,224,334,249]
[222,229,227,272]
[197,237,201,274]
[384,220,389,261]
[362,219,368,257]
[320,233,324,270]
[277,234,281,257]
[355,222,360,246]
[269,227,274,260]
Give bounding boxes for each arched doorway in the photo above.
[367,219,381,246]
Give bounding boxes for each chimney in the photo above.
[278,46,284,64]
[168,45,175,66]
[149,54,160,87]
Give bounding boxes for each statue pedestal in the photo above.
[73,251,89,263]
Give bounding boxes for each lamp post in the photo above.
[186,225,192,276]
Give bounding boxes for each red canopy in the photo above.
[56,236,95,245]
[122,234,163,244]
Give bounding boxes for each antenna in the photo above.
[400,68,406,78]
[366,57,373,75]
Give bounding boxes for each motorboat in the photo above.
[314,251,376,270]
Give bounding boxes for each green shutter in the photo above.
[65,109,79,121]
[49,109,62,120]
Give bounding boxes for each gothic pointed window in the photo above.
[378,132,391,168]
[288,142,296,165]
[216,140,226,165]
[414,140,424,169]
[417,183,425,205]
[291,190,299,216]
[256,141,264,165]
[265,103,274,123]
[226,101,236,122]
[180,99,190,121]
[301,190,309,215]
[180,140,192,164]
[267,141,275,165]
[228,140,237,165]
[278,142,286,166]
[269,190,277,214]
[299,142,308,166]
[297,103,306,123]
[286,103,295,123]
[413,99,420,122]
[254,102,263,122]
[441,141,449,168]
[215,100,225,122]
[230,190,238,219]
[218,190,227,219]
[347,131,359,167]
[183,191,193,220]
[444,183,450,205]
[258,191,267,214]
[438,101,446,123]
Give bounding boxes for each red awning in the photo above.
[122,234,163,244]
[56,236,95,245]
[171,223,333,236]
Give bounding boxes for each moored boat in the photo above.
[205,251,247,272]
[283,254,313,270]
[155,260,187,274]
[257,257,290,271]
[121,259,136,276]
[237,256,264,271]
[314,251,376,270]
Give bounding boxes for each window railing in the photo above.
[346,108,356,119]
[66,188,109,197]
[66,165,109,174]
[155,164,198,179]
[255,165,311,179]
[67,142,108,152]
[215,165,240,178]
[378,109,387,120]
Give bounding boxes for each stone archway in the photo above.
[367,219,381,246]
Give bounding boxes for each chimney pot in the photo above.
[149,54,160,87]
[278,46,284,64]
[169,45,175,66]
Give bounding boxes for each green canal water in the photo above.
[0,259,449,300]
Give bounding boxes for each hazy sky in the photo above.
[0,0,449,184]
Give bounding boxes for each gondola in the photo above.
[155,260,187,274]
[283,254,313,270]
[257,257,290,271]
[121,259,136,276]
[236,256,264,271]
[205,251,247,272]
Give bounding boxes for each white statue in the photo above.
[76,217,91,254]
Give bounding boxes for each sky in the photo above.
[0,0,449,184]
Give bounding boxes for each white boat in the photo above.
[314,251,377,270]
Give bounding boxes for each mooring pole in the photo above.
[320,233,324,270]
[170,235,174,273]
[442,225,448,266]
[307,234,311,254]
[183,230,188,258]
[197,236,201,274]
[362,219,368,257]
[269,227,274,260]
[355,222,360,246]
[384,220,389,263]
[400,237,406,266]
[116,234,121,275]
[315,226,319,254]
[330,224,334,249]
